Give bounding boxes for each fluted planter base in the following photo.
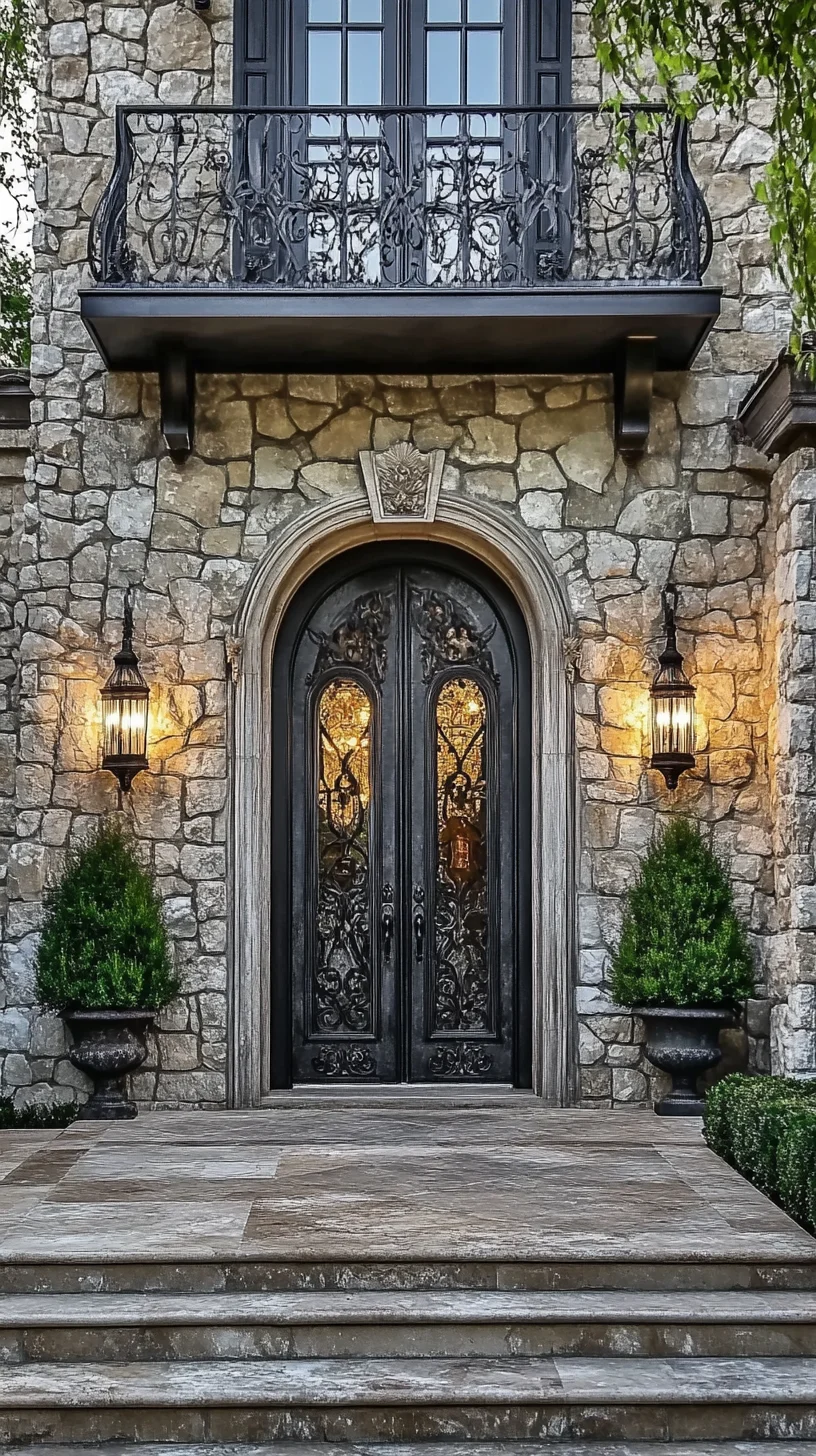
[636,1006,732,1116]
[65,1011,154,1120]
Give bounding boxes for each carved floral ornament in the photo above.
[359,442,445,523]
[562,636,582,682]
[226,636,243,682]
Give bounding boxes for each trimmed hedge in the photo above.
[704,1073,816,1232]
[0,1096,78,1130]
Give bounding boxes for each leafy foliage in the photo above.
[0,0,37,366]
[0,0,36,195]
[589,0,816,367]
[705,1074,816,1232]
[0,241,30,365]
[611,819,754,1009]
[0,1094,77,1129]
[35,824,179,1013]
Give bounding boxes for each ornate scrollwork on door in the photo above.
[411,590,496,683]
[428,1043,494,1078]
[308,592,393,684]
[312,1044,377,1078]
[312,678,374,1036]
[432,677,492,1035]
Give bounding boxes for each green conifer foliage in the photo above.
[611,819,754,1009]
[35,824,180,1012]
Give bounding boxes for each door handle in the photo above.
[413,886,425,962]
[381,886,394,960]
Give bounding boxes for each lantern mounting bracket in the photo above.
[160,348,194,454]
[615,334,657,459]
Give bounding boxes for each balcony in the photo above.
[80,105,720,453]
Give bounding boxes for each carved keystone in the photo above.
[360,442,445,523]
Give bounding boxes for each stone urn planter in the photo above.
[637,1007,732,1117]
[65,1010,154,1120]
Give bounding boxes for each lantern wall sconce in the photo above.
[650,584,696,790]
[101,588,150,793]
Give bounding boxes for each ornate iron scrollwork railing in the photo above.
[89,104,712,290]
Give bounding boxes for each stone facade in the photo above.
[1,0,813,1108]
[763,448,816,1080]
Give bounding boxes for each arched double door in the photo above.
[271,544,531,1085]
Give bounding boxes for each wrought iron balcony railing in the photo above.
[89,104,712,291]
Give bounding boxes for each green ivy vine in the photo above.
[0,0,37,367]
[589,0,816,367]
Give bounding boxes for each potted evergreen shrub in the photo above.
[35,824,179,1120]
[611,819,754,1116]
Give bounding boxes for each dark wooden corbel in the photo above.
[159,349,194,454]
[614,334,657,460]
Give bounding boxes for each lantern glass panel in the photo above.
[100,589,150,792]
[102,688,149,763]
[101,656,149,778]
[650,683,695,763]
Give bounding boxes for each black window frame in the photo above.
[234,0,571,109]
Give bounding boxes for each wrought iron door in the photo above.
[271,547,531,1085]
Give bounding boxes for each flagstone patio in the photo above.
[0,1094,813,1268]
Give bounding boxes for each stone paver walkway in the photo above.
[0,1095,813,1266]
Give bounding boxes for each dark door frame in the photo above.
[270,540,532,1087]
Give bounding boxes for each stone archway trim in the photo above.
[228,495,578,1106]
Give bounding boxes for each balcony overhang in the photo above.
[80,283,720,455]
[736,350,816,461]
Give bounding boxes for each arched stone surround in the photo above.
[228,494,577,1106]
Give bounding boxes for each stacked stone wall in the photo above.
[0,412,32,1094]
[0,0,806,1107]
[762,448,816,1078]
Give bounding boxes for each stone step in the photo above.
[259,1089,537,1105]
[4,1257,816,1296]
[12,1446,816,1456]
[2,1289,816,1361]
[0,1356,815,1444]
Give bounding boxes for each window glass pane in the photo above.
[309,0,341,20]
[349,0,381,19]
[348,30,382,105]
[468,0,501,18]
[308,28,342,105]
[467,28,500,105]
[427,0,461,21]
[426,29,461,104]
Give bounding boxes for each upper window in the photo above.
[300,0,513,106]
[425,0,505,109]
[236,0,570,110]
[306,0,385,109]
